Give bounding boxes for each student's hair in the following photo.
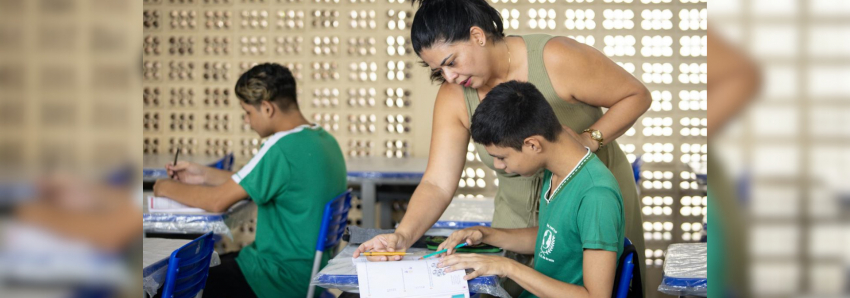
[234,63,298,111]
[470,81,563,151]
[410,0,505,83]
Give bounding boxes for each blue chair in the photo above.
[631,156,643,183]
[209,152,235,171]
[613,237,640,298]
[307,190,353,298]
[160,232,216,298]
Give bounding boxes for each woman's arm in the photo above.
[544,37,652,151]
[395,83,472,242]
[706,31,760,137]
[353,84,472,259]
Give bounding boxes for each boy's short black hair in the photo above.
[470,81,563,151]
[410,0,505,83]
[234,63,298,110]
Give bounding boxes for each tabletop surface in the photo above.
[345,157,428,178]
[143,238,191,275]
[433,196,495,228]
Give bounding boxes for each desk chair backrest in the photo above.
[307,190,353,298]
[631,157,643,183]
[209,152,235,171]
[161,232,216,298]
[613,237,642,298]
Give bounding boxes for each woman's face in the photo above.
[418,39,494,89]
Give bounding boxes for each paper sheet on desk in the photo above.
[354,257,470,298]
[147,195,206,213]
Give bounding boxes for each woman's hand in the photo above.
[166,161,207,185]
[564,125,599,152]
[437,227,487,257]
[352,233,411,261]
[438,254,517,280]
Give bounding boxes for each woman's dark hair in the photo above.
[471,81,563,151]
[411,0,505,82]
[234,63,298,111]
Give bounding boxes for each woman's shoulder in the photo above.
[435,81,465,98]
[433,82,473,125]
[434,82,468,109]
[541,36,587,64]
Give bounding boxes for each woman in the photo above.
[354,0,650,294]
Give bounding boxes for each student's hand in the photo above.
[152,179,174,198]
[166,161,207,185]
[352,233,410,261]
[438,227,487,257]
[438,254,517,280]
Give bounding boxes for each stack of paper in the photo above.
[147,196,207,213]
[354,257,470,298]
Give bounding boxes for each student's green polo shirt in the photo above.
[231,124,347,298]
[519,149,625,298]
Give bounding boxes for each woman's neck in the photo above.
[483,38,515,90]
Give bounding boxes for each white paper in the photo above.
[147,196,207,213]
[355,257,470,298]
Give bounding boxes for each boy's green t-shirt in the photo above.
[231,124,347,298]
[519,149,625,298]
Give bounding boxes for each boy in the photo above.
[153,63,347,298]
[435,81,625,298]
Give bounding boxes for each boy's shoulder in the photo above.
[266,124,327,147]
[576,155,621,193]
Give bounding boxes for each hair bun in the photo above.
[411,0,450,7]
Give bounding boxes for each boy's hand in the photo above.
[438,254,516,280]
[352,233,410,261]
[438,227,486,257]
[166,161,206,185]
[152,179,174,197]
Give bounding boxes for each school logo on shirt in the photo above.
[538,224,557,262]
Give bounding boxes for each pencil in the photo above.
[420,243,468,260]
[171,146,180,179]
[361,252,411,256]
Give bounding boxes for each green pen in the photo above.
[420,243,468,260]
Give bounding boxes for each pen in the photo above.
[420,243,468,259]
[171,146,180,179]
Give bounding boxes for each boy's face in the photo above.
[240,101,273,138]
[484,143,544,177]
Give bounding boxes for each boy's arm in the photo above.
[203,167,237,186]
[166,161,235,186]
[506,249,618,298]
[439,249,618,298]
[481,227,539,255]
[153,179,247,213]
[439,226,539,256]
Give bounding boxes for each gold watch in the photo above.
[582,128,604,150]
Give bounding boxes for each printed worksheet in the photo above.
[147,195,206,213]
[355,257,470,298]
